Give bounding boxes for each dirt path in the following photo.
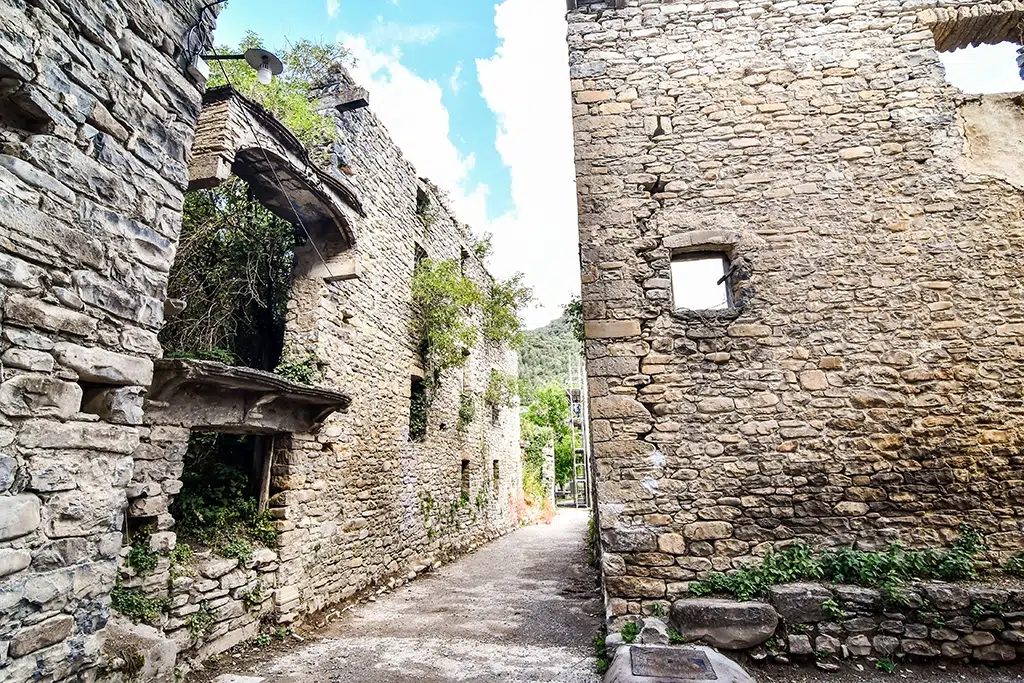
[200,509,603,683]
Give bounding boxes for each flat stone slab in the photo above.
[605,644,753,683]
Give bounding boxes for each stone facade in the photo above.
[0,4,523,682]
[567,0,1024,620]
[0,1,219,681]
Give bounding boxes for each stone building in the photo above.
[0,2,522,682]
[567,0,1024,621]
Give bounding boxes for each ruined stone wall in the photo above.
[262,73,523,622]
[0,0,217,680]
[568,0,1024,620]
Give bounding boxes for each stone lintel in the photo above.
[146,359,350,433]
[664,229,742,253]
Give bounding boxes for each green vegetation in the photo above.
[689,526,985,602]
[170,433,278,559]
[484,369,519,410]
[411,258,483,375]
[517,312,583,403]
[821,599,844,622]
[470,233,493,261]
[522,384,578,487]
[668,628,687,645]
[876,657,897,674]
[593,632,611,674]
[621,621,640,644]
[409,377,430,442]
[242,582,266,609]
[564,295,584,344]
[127,530,158,575]
[1005,554,1024,578]
[274,348,322,385]
[482,274,532,348]
[187,603,215,638]
[111,586,167,625]
[457,392,476,433]
[208,32,348,160]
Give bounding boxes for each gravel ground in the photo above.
[754,660,1024,683]
[192,509,604,683]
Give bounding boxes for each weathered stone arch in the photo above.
[188,86,362,280]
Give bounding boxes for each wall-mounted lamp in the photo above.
[197,48,284,85]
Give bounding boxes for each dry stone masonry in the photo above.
[567,0,1024,645]
[0,3,523,682]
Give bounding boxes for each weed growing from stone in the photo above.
[127,530,158,575]
[188,603,215,638]
[111,586,168,625]
[689,525,985,601]
[250,632,272,648]
[274,348,322,385]
[821,599,844,622]
[668,628,687,645]
[592,632,611,674]
[243,581,266,609]
[621,621,640,644]
[876,657,897,674]
[1005,554,1024,578]
[222,538,254,564]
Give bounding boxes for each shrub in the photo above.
[482,274,532,348]
[621,621,640,644]
[456,392,476,433]
[411,258,482,376]
[274,348,322,385]
[484,369,518,409]
[222,539,253,564]
[127,532,158,575]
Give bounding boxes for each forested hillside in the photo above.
[518,311,582,402]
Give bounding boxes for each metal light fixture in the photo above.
[198,48,284,85]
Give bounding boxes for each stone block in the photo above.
[788,635,812,655]
[53,342,153,386]
[0,494,41,540]
[0,549,31,577]
[638,617,670,645]
[1,348,54,372]
[81,386,145,425]
[5,294,97,337]
[604,645,754,683]
[0,375,82,419]
[9,614,73,657]
[683,522,733,541]
[591,396,649,420]
[19,420,139,454]
[586,319,640,338]
[768,583,833,623]
[670,599,778,650]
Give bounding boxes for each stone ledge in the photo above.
[669,581,1024,664]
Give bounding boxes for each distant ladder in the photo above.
[566,358,591,509]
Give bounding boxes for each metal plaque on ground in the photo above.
[630,646,718,680]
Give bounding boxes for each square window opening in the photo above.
[670,252,732,311]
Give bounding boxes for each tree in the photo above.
[522,383,578,486]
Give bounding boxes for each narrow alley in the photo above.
[197,510,603,683]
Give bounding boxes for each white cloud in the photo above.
[342,35,490,230]
[939,42,1024,94]
[367,18,443,46]
[449,63,463,94]
[477,0,579,328]
[326,0,339,18]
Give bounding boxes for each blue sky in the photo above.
[215,0,581,328]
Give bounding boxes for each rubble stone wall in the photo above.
[0,0,218,681]
[567,0,1024,619]
[266,72,523,620]
[668,581,1024,664]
